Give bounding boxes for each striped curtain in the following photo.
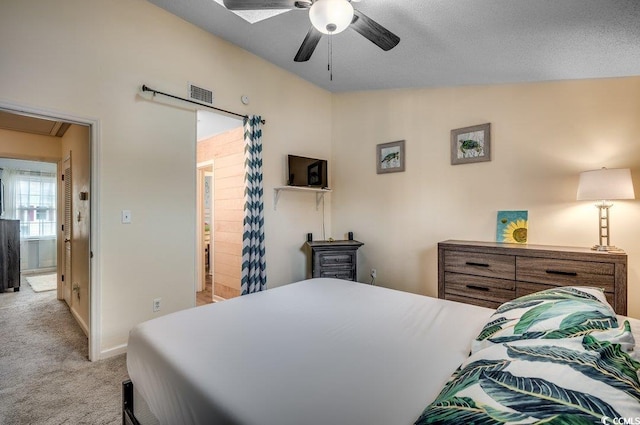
[241,115,266,295]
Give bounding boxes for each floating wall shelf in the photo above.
[273,186,332,211]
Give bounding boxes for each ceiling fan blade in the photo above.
[350,9,400,51]
[294,27,323,62]
[223,0,301,10]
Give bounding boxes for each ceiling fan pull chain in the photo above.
[328,33,333,81]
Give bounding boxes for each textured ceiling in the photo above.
[147,0,640,93]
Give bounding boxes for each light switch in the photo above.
[121,210,132,224]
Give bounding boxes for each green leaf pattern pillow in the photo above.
[416,286,639,424]
[415,331,640,424]
[471,286,622,354]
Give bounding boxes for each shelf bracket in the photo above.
[274,188,282,211]
[272,186,331,211]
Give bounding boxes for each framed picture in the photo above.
[376,140,405,174]
[450,123,491,165]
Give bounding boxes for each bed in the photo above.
[124,278,640,424]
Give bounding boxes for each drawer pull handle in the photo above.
[466,284,490,292]
[546,270,578,277]
[466,262,490,268]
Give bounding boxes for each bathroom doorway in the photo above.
[196,110,243,305]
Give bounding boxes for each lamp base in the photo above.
[591,244,625,253]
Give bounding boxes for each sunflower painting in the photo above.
[496,210,528,244]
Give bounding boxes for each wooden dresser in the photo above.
[438,240,627,315]
[306,240,364,281]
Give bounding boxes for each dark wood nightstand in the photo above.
[306,240,364,281]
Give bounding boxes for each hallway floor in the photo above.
[196,273,214,307]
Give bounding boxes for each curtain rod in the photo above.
[141,85,265,125]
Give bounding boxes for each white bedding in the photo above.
[126,278,496,425]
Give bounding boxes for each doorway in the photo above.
[196,165,215,306]
[196,110,243,305]
[0,104,95,359]
[0,158,58,280]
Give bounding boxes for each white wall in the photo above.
[0,0,332,356]
[331,77,640,318]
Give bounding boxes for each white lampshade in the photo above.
[309,0,354,34]
[576,168,635,201]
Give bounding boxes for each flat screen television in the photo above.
[287,155,328,189]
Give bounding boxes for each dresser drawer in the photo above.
[318,252,354,267]
[516,257,614,291]
[516,282,615,307]
[444,294,505,310]
[319,269,354,280]
[444,250,515,280]
[444,272,515,305]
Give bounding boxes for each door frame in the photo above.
[0,100,101,361]
[196,160,214,296]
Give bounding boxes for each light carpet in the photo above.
[0,276,128,425]
[25,273,57,292]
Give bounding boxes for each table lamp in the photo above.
[576,167,635,252]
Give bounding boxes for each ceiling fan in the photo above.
[222,0,400,62]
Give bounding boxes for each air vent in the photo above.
[188,83,213,104]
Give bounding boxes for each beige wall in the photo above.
[198,127,244,299]
[0,128,61,162]
[331,77,640,318]
[0,0,332,357]
[60,124,91,335]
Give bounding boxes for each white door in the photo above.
[63,157,72,306]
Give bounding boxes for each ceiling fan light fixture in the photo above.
[309,0,354,34]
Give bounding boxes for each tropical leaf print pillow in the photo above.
[415,333,640,424]
[471,286,620,354]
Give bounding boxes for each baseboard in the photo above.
[70,306,89,337]
[101,343,127,360]
[21,268,57,275]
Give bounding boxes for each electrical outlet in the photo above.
[153,298,161,312]
[371,269,377,279]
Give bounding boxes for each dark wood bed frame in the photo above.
[122,380,141,425]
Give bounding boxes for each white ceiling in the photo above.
[197,110,242,141]
[146,0,640,93]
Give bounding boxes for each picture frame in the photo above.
[376,140,405,174]
[450,123,491,165]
